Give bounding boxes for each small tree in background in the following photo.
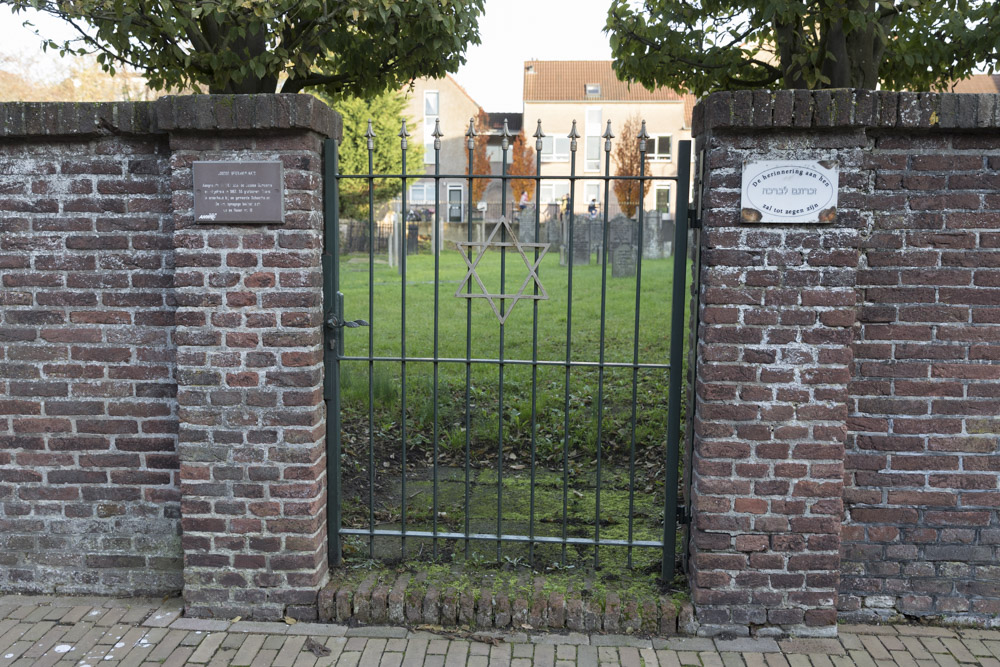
[509,130,536,203]
[329,90,423,220]
[612,115,652,218]
[468,108,492,203]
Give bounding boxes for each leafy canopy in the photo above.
[328,90,423,221]
[8,0,484,95]
[606,0,1000,95]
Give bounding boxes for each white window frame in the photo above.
[654,184,672,214]
[410,182,435,205]
[585,83,601,97]
[423,91,439,165]
[540,181,569,204]
[651,134,672,162]
[584,107,602,172]
[485,145,514,164]
[584,183,601,208]
[540,135,570,162]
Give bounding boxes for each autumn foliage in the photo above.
[509,130,536,202]
[612,115,652,218]
[468,108,492,202]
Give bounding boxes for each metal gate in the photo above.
[322,120,692,580]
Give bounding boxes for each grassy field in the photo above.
[336,242,687,572]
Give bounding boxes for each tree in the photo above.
[606,0,1000,95]
[509,130,536,203]
[327,90,423,221]
[468,108,491,203]
[612,116,652,219]
[7,0,484,96]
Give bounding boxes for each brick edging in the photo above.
[693,90,1000,135]
[317,575,693,636]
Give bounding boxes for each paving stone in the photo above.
[716,638,780,653]
[590,635,652,648]
[230,621,289,635]
[776,639,845,655]
[346,626,409,638]
[895,627,957,638]
[169,618,231,632]
[532,633,589,646]
[665,638,716,652]
[286,623,348,637]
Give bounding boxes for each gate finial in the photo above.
[398,119,410,150]
[603,119,614,153]
[432,118,443,151]
[365,119,375,151]
[465,117,477,151]
[501,119,512,152]
[637,120,650,154]
[568,120,580,152]
[533,119,544,152]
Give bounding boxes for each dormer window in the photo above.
[585,83,600,98]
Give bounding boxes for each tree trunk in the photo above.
[201,13,279,94]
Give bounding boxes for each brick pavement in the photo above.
[3,595,1000,666]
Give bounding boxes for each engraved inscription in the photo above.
[194,161,284,224]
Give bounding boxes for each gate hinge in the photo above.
[687,207,701,230]
[676,505,691,525]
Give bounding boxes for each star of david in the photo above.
[455,216,550,325]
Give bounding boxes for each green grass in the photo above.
[336,245,688,572]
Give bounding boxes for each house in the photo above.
[949,73,1000,93]
[522,60,695,221]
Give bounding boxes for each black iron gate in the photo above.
[323,119,692,580]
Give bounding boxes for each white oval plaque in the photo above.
[740,160,838,223]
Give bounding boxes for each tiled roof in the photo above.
[949,74,1000,94]
[523,60,686,102]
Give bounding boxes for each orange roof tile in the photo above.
[523,60,686,103]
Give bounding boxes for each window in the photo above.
[585,108,602,172]
[540,181,569,204]
[423,91,439,164]
[584,184,601,214]
[585,83,601,98]
[485,145,514,164]
[655,185,671,214]
[652,135,671,161]
[410,182,435,204]
[540,135,570,162]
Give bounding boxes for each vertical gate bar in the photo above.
[663,140,692,582]
[432,121,442,559]
[323,138,342,567]
[399,124,409,559]
[529,121,544,566]
[464,119,476,558]
[497,125,509,562]
[626,123,650,569]
[366,123,376,558]
[593,121,614,568]
[562,120,580,564]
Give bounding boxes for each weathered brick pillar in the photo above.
[688,91,864,637]
[157,95,341,620]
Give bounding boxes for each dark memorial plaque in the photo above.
[193,161,284,224]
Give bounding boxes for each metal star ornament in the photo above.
[455,216,550,325]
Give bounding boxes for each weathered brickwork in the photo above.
[0,97,340,620]
[0,108,179,595]
[690,90,1000,636]
[166,122,330,621]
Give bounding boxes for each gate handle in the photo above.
[326,315,369,329]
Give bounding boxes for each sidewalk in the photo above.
[2,595,999,667]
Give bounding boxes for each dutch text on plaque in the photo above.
[740,160,838,224]
[193,161,284,224]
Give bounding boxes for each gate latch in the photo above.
[325,291,369,350]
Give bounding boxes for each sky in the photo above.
[0,0,613,109]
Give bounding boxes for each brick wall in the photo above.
[0,105,180,595]
[690,90,1000,636]
[0,98,340,619]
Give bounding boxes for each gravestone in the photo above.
[407,223,419,255]
[517,205,536,243]
[568,218,590,265]
[609,215,637,278]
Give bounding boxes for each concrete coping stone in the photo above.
[0,94,341,140]
[692,90,1000,135]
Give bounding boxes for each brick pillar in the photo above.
[688,91,865,637]
[158,95,341,620]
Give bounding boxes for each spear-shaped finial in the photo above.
[568,119,580,152]
[398,119,410,150]
[533,119,544,152]
[637,120,649,154]
[465,117,477,151]
[432,117,443,151]
[603,119,614,153]
[501,118,513,152]
[365,119,375,151]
